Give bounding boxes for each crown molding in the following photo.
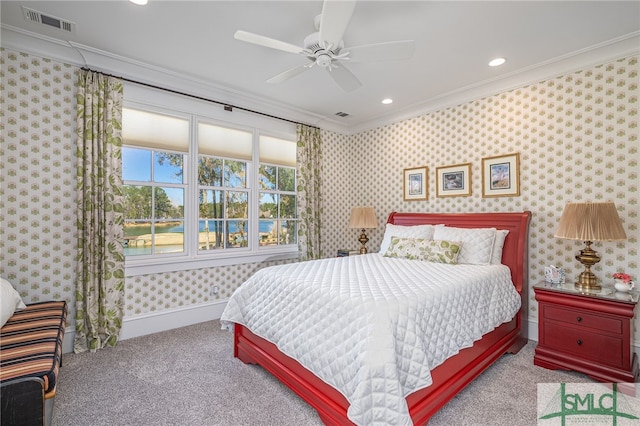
[347,32,640,134]
[1,24,344,132]
[2,24,638,135]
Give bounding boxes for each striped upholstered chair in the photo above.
[0,301,67,426]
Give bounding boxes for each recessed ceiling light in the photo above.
[488,57,506,67]
[129,0,148,5]
[381,98,393,105]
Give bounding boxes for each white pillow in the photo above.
[433,226,497,265]
[1,277,26,328]
[491,230,509,264]
[378,224,435,254]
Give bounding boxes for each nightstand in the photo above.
[534,281,639,391]
[337,249,360,257]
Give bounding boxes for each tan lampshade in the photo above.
[349,207,378,229]
[554,202,626,242]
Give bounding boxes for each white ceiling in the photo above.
[1,1,639,133]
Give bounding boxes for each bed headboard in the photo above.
[387,211,532,295]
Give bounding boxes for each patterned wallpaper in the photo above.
[0,50,77,310]
[1,47,638,339]
[321,55,639,338]
[124,261,292,314]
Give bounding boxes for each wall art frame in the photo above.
[481,153,520,197]
[403,166,428,201]
[436,163,472,197]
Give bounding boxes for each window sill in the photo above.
[125,248,299,276]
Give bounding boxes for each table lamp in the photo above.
[554,201,627,291]
[349,207,378,254]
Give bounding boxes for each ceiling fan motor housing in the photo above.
[304,32,344,67]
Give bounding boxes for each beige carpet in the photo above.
[52,321,591,426]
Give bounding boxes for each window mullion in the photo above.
[186,116,199,257]
[249,129,259,251]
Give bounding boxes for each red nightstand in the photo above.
[534,281,639,392]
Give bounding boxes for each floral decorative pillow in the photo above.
[423,239,463,264]
[384,237,462,264]
[383,237,429,260]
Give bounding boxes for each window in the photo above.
[122,109,189,257]
[122,149,187,255]
[121,101,297,275]
[258,136,297,247]
[197,122,251,251]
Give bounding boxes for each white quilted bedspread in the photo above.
[220,254,521,426]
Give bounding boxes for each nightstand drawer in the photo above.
[544,321,624,368]
[543,305,623,334]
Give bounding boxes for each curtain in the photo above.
[296,124,323,260]
[74,70,125,353]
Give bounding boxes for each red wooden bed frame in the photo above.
[233,211,532,425]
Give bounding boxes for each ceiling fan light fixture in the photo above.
[316,54,333,68]
[488,57,506,67]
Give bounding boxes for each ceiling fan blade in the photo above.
[267,64,311,84]
[234,30,306,55]
[327,64,362,92]
[346,40,415,63]
[318,0,357,46]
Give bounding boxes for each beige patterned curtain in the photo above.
[296,124,323,260]
[74,70,125,353]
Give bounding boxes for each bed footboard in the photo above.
[235,324,354,425]
[235,317,521,425]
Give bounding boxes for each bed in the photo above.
[221,211,531,425]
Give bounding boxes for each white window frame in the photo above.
[124,84,298,277]
[257,162,298,246]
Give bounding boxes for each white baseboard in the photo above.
[62,299,228,353]
[119,299,228,340]
[62,328,75,354]
[527,317,539,343]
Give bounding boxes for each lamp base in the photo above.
[573,241,601,292]
[358,229,369,254]
[574,276,602,292]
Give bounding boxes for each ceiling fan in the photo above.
[234,0,415,92]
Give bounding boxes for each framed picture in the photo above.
[403,166,428,201]
[436,163,472,197]
[482,153,520,197]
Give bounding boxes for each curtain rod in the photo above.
[81,67,318,129]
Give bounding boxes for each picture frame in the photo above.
[403,166,428,201]
[481,153,520,197]
[436,163,472,197]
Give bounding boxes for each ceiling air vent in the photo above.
[22,7,76,33]
[335,112,350,118]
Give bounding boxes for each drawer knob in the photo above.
[576,316,582,322]
[577,339,583,346]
